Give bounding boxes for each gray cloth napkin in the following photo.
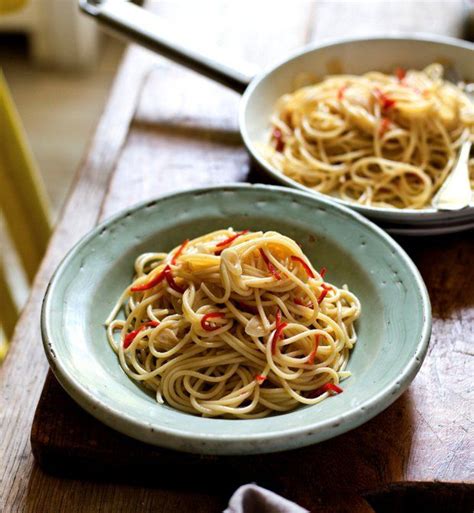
[224,484,309,513]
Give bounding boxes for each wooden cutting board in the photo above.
[31,365,473,513]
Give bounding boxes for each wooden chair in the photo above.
[0,69,51,358]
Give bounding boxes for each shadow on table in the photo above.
[130,117,243,147]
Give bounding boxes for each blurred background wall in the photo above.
[0,2,125,216]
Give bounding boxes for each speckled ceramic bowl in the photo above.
[42,184,431,455]
[240,35,474,234]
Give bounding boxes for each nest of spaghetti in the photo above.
[263,64,474,209]
[106,229,361,418]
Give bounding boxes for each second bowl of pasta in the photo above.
[241,35,474,232]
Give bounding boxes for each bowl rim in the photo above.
[41,183,432,453]
[239,33,474,223]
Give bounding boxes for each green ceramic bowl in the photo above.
[42,184,431,455]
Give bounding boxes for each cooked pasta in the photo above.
[262,64,474,209]
[106,229,360,418]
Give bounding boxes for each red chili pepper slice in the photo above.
[308,382,343,398]
[215,230,249,255]
[374,88,396,110]
[379,117,391,136]
[395,67,406,82]
[271,309,287,354]
[382,97,396,110]
[319,267,327,279]
[255,374,267,385]
[337,85,347,100]
[123,321,159,348]
[272,127,285,152]
[171,239,189,265]
[317,284,332,304]
[275,309,282,326]
[163,265,185,293]
[130,267,166,292]
[259,248,281,280]
[290,255,315,278]
[325,383,343,394]
[271,322,288,353]
[308,334,320,365]
[201,312,226,331]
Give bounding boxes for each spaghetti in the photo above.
[106,229,360,418]
[262,64,474,209]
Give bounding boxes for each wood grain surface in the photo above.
[1,1,473,512]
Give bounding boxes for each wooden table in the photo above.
[1,2,473,512]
